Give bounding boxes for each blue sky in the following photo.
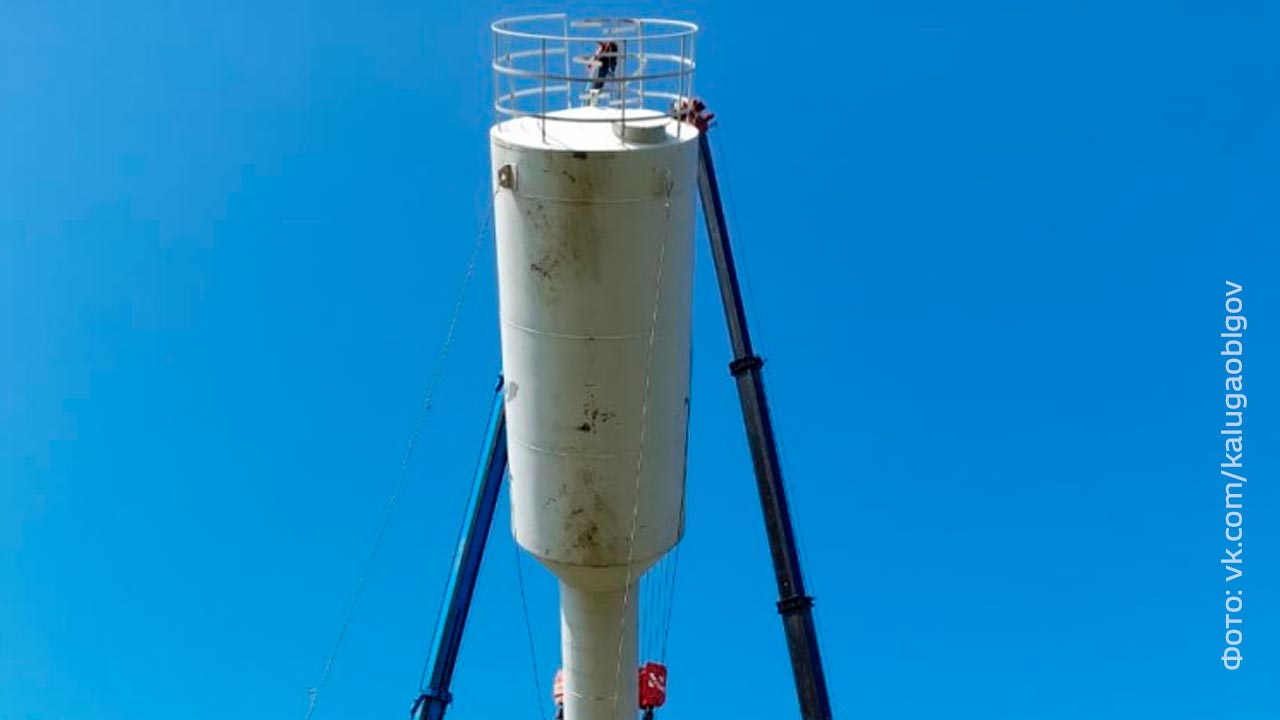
[2,0,1277,718]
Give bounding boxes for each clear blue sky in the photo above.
[3,0,1277,718]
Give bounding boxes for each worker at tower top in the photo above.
[671,97,715,132]
[589,40,619,92]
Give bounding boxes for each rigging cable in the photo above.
[303,189,496,720]
[659,544,681,662]
[513,526,550,720]
[610,177,674,719]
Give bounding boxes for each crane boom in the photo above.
[695,130,835,720]
[413,379,508,720]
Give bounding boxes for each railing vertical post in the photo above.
[620,39,627,129]
[676,34,687,139]
[540,38,548,142]
[688,34,697,106]
[564,26,572,108]
[637,22,645,107]
[504,36,513,122]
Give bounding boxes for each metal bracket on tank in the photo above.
[497,164,517,190]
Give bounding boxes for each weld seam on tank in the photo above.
[506,435,636,460]
[501,319,647,341]
[504,192,674,206]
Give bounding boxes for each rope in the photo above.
[634,511,683,666]
[304,188,496,720]
[514,526,550,720]
[659,544,681,661]
[643,550,678,662]
[610,178,674,718]
[643,559,662,659]
[641,564,656,660]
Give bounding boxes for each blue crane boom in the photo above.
[412,379,508,720]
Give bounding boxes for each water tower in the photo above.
[399,15,831,720]
[489,16,699,720]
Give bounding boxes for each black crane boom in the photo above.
[695,130,835,720]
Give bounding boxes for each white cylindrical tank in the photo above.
[493,106,698,576]
[491,17,700,719]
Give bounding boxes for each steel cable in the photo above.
[610,180,674,719]
[304,188,496,720]
[513,527,550,720]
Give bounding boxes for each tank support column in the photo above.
[695,131,835,720]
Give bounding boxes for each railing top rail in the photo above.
[491,14,697,43]
[491,14,698,126]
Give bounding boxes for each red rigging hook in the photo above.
[638,661,668,711]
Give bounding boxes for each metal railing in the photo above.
[491,15,697,135]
